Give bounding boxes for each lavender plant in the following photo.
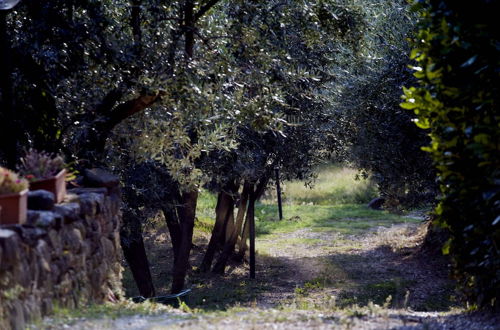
[19,149,65,181]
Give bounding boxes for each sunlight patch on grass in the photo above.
[196,188,418,238]
[263,165,377,206]
[255,204,416,237]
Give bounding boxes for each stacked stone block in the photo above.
[0,172,122,330]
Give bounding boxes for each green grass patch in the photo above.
[255,203,416,237]
[196,182,417,239]
[263,165,377,206]
[195,191,218,233]
[194,216,215,234]
[197,191,217,216]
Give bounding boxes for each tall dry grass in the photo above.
[264,165,377,206]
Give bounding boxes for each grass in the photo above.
[195,164,381,234]
[336,278,413,308]
[195,191,218,233]
[254,203,416,237]
[188,276,271,311]
[262,165,377,206]
[195,164,414,238]
[28,300,190,329]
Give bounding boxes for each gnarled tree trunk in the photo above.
[236,178,268,261]
[162,205,182,266]
[120,210,156,297]
[213,182,251,273]
[171,189,198,294]
[199,186,236,272]
[236,203,251,261]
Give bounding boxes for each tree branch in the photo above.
[106,91,163,129]
[96,89,124,116]
[184,0,195,59]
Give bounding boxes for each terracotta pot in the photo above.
[29,169,67,203]
[0,189,28,224]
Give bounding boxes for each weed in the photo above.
[344,304,368,318]
[295,286,307,296]
[337,279,414,309]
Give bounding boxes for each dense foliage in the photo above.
[330,1,436,208]
[402,1,500,308]
[0,0,436,297]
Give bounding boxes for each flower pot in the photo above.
[0,189,28,224]
[29,169,67,203]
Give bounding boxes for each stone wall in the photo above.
[0,172,123,330]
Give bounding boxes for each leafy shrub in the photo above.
[402,0,500,309]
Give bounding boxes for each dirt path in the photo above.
[254,222,454,310]
[38,219,500,329]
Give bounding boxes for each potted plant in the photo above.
[19,150,67,203]
[0,167,29,224]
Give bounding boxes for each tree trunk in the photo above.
[236,178,267,261]
[236,208,251,261]
[162,206,182,265]
[199,190,234,272]
[234,183,252,244]
[120,211,156,297]
[184,0,195,59]
[212,183,250,274]
[224,206,235,244]
[171,189,198,294]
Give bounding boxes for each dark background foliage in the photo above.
[329,1,436,209]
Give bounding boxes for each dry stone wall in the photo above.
[0,171,123,330]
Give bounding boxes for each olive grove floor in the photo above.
[35,211,499,330]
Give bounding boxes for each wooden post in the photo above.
[248,189,256,279]
[275,168,283,220]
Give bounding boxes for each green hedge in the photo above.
[402,1,500,309]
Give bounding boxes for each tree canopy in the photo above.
[0,0,445,298]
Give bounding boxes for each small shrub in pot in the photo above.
[19,150,67,203]
[0,167,29,224]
